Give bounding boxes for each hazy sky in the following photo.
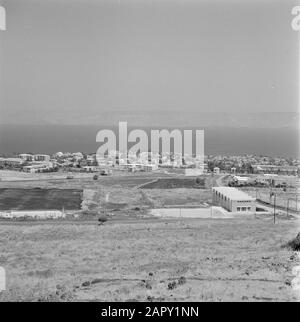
[0,0,299,124]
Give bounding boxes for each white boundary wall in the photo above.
[0,210,65,219]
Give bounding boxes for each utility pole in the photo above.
[270,190,276,223]
[286,199,289,217]
[273,193,276,224]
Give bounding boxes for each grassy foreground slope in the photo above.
[0,217,299,302]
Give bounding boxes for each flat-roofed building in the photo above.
[19,154,34,162]
[34,154,50,162]
[212,187,256,212]
[23,162,53,173]
[232,175,250,185]
[0,157,23,166]
[252,164,298,176]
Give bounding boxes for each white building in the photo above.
[212,187,256,212]
[213,167,220,175]
[118,163,158,172]
[23,162,53,173]
[0,157,23,166]
[82,166,99,172]
[54,152,64,158]
[73,152,84,161]
[34,154,50,162]
[19,154,50,163]
[19,154,34,162]
[232,176,250,185]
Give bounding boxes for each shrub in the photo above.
[284,232,300,251]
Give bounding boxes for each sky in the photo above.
[0,0,299,125]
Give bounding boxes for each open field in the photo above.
[0,188,82,211]
[0,217,299,302]
[0,173,171,190]
[140,189,211,207]
[0,172,215,214]
[140,178,206,189]
[0,171,298,301]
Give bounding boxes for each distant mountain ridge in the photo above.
[0,111,298,129]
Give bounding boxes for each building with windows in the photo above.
[19,154,34,162]
[23,162,53,173]
[252,164,299,176]
[19,154,50,163]
[212,187,256,212]
[34,154,50,162]
[232,175,250,185]
[0,158,23,167]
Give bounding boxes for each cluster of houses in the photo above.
[0,151,163,173]
[0,152,93,173]
[96,151,204,173]
[206,154,299,176]
[0,151,299,176]
[227,174,299,189]
[0,154,53,173]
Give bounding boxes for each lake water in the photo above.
[0,125,298,158]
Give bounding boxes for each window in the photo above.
[242,207,246,211]
[237,207,241,211]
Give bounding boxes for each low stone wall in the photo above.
[0,210,65,219]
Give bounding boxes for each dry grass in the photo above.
[141,189,211,207]
[0,217,299,302]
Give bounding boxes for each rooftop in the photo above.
[212,187,255,201]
